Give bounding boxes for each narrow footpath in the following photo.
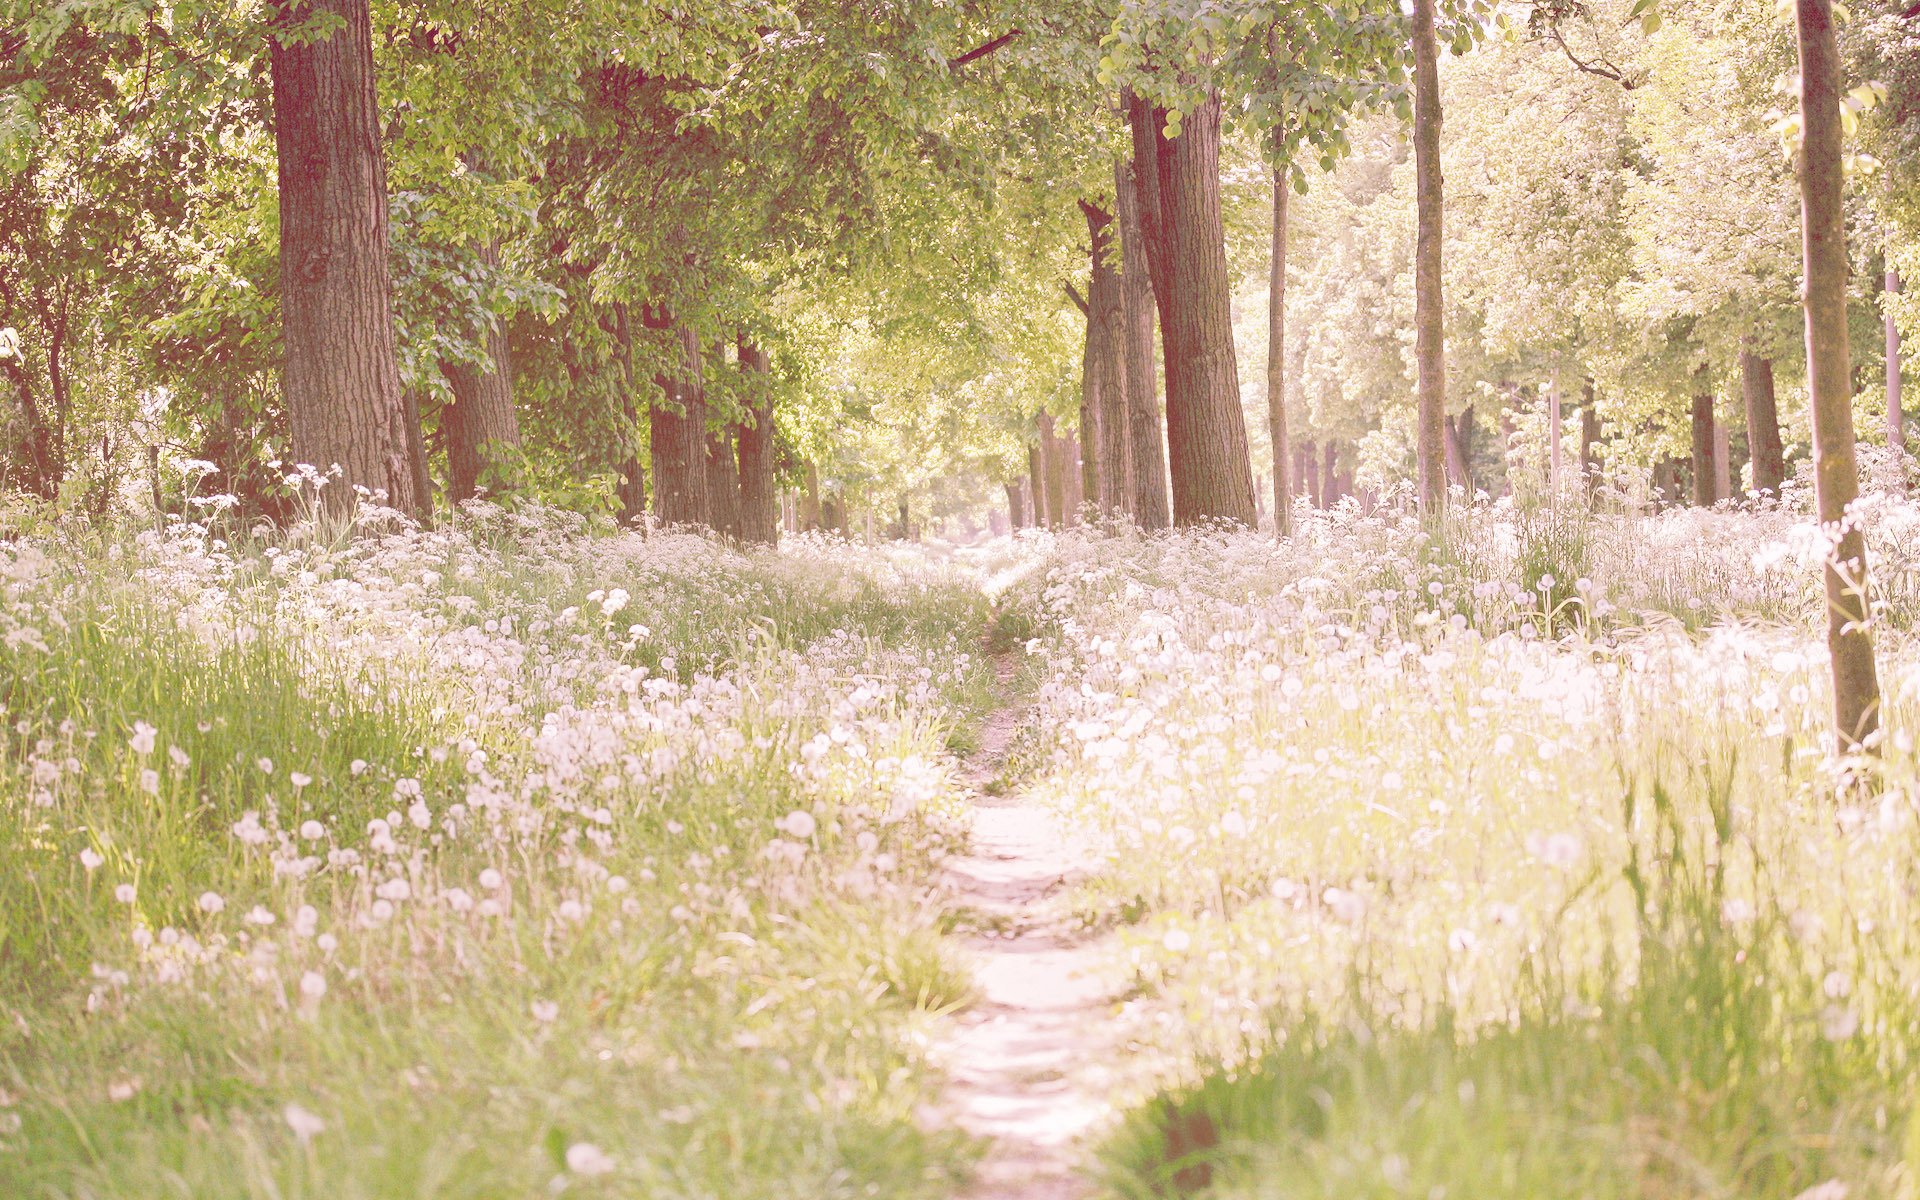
[932,656,1122,1200]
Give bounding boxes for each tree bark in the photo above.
[1547,371,1563,497]
[1690,382,1718,505]
[799,461,822,531]
[649,319,709,528]
[1136,92,1257,526]
[1322,442,1340,505]
[1006,481,1026,528]
[1268,152,1292,537]
[735,340,778,545]
[1080,199,1131,519]
[1889,266,1905,455]
[1027,441,1048,527]
[1115,148,1171,530]
[1740,351,1785,497]
[1796,0,1881,750]
[1580,386,1601,498]
[269,0,421,518]
[1062,433,1085,521]
[1037,413,1066,528]
[442,239,522,504]
[1410,0,1448,511]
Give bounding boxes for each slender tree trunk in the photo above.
[1137,91,1257,526]
[1115,151,1171,530]
[268,0,421,518]
[1796,0,1881,750]
[1268,151,1292,537]
[735,340,778,545]
[402,386,432,518]
[1304,438,1322,507]
[1547,371,1563,498]
[1888,266,1905,457]
[1714,407,1732,502]
[442,239,522,504]
[649,319,709,528]
[1410,0,1447,511]
[1741,351,1786,497]
[1580,386,1601,499]
[1690,381,1717,506]
[1027,441,1048,527]
[1322,442,1340,505]
[609,305,647,525]
[1006,481,1025,528]
[1444,414,1468,491]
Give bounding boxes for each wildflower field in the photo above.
[1,491,1919,1199]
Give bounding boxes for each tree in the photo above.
[268,0,422,517]
[1794,0,1880,750]
[1115,151,1172,529]
[1410,0,1448,510]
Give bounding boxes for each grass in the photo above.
[0,510,994,1199]
[1000,498,1920,1200]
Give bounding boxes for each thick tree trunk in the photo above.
[1740,351,1785,497]
[269,0,421,518]
[649,320,709,528]
[1889,267,1905,455]
[1268,154,1292,537]
[443,240,522,504]
[1410,0,1448,511]
[735,340,778,545]
[1137,92,1257,526]
[1796,0,1880,749]
[1690,383,1718,505]
[1006,481,1026,528]
[1115,148,1171,531]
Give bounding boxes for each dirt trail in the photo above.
[933,656,1120,1200]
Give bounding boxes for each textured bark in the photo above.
[1410,0,1448,511]
[1006,481,1026,528]
[1081,199,1132,519]
[1267,155,1292,537]
[1115,149,1171,530]
[269,0,421,517]
[1136,92,1256,526]
[443,239,522,504]
[402,386,432,519]
[1037,414,1066,528]
[1690,385,1718,505]
[1889,267,1905,455]
[799,461,822,531]
[1741,351,1785,497]
[1063,433,1085,521]
[611,305,646,524]
[735,341,778,545]
[1796,0,1880,749]
[649,320,710,528]
[1027,442,1048,528]
[1547,373,1563,495]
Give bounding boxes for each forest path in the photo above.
[932,652,1120,1200]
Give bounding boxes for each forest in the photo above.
[3,0,1920,1197]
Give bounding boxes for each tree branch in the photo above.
[949,29,1021,69]
[1063,280,1089,315]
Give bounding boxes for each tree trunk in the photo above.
[1115,147,1171,531]
[1,354,59,499]
[800,461,822,531]
[649,319,709,528]
[735,340,778,545]
[610,304,647,525]
[1740,351,1785,497]
[1580,390,1601,498]
[1138,92,1257,527]
[1796,0,1880,749]
[1713,406,1732,502]
[1690,383,1717,505]
[1410,0,1448,511]
[1302,438,1321,507]
[1889,266,1905,456]
[1444,414,1468,492]
[1037,413,1066,528]
[1062,433,1085,521]
[1080,199,1131,519]
[268,0,421,517]
[1006,481,1026,528]
[1322,442,1340,505]
[1268,151,1292,537]
[1028,441,1048,527]
[1547,371,1563,497]
[442,239,522,504]
[705,424,741,539]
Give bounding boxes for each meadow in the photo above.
[3,481,1919,1199]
